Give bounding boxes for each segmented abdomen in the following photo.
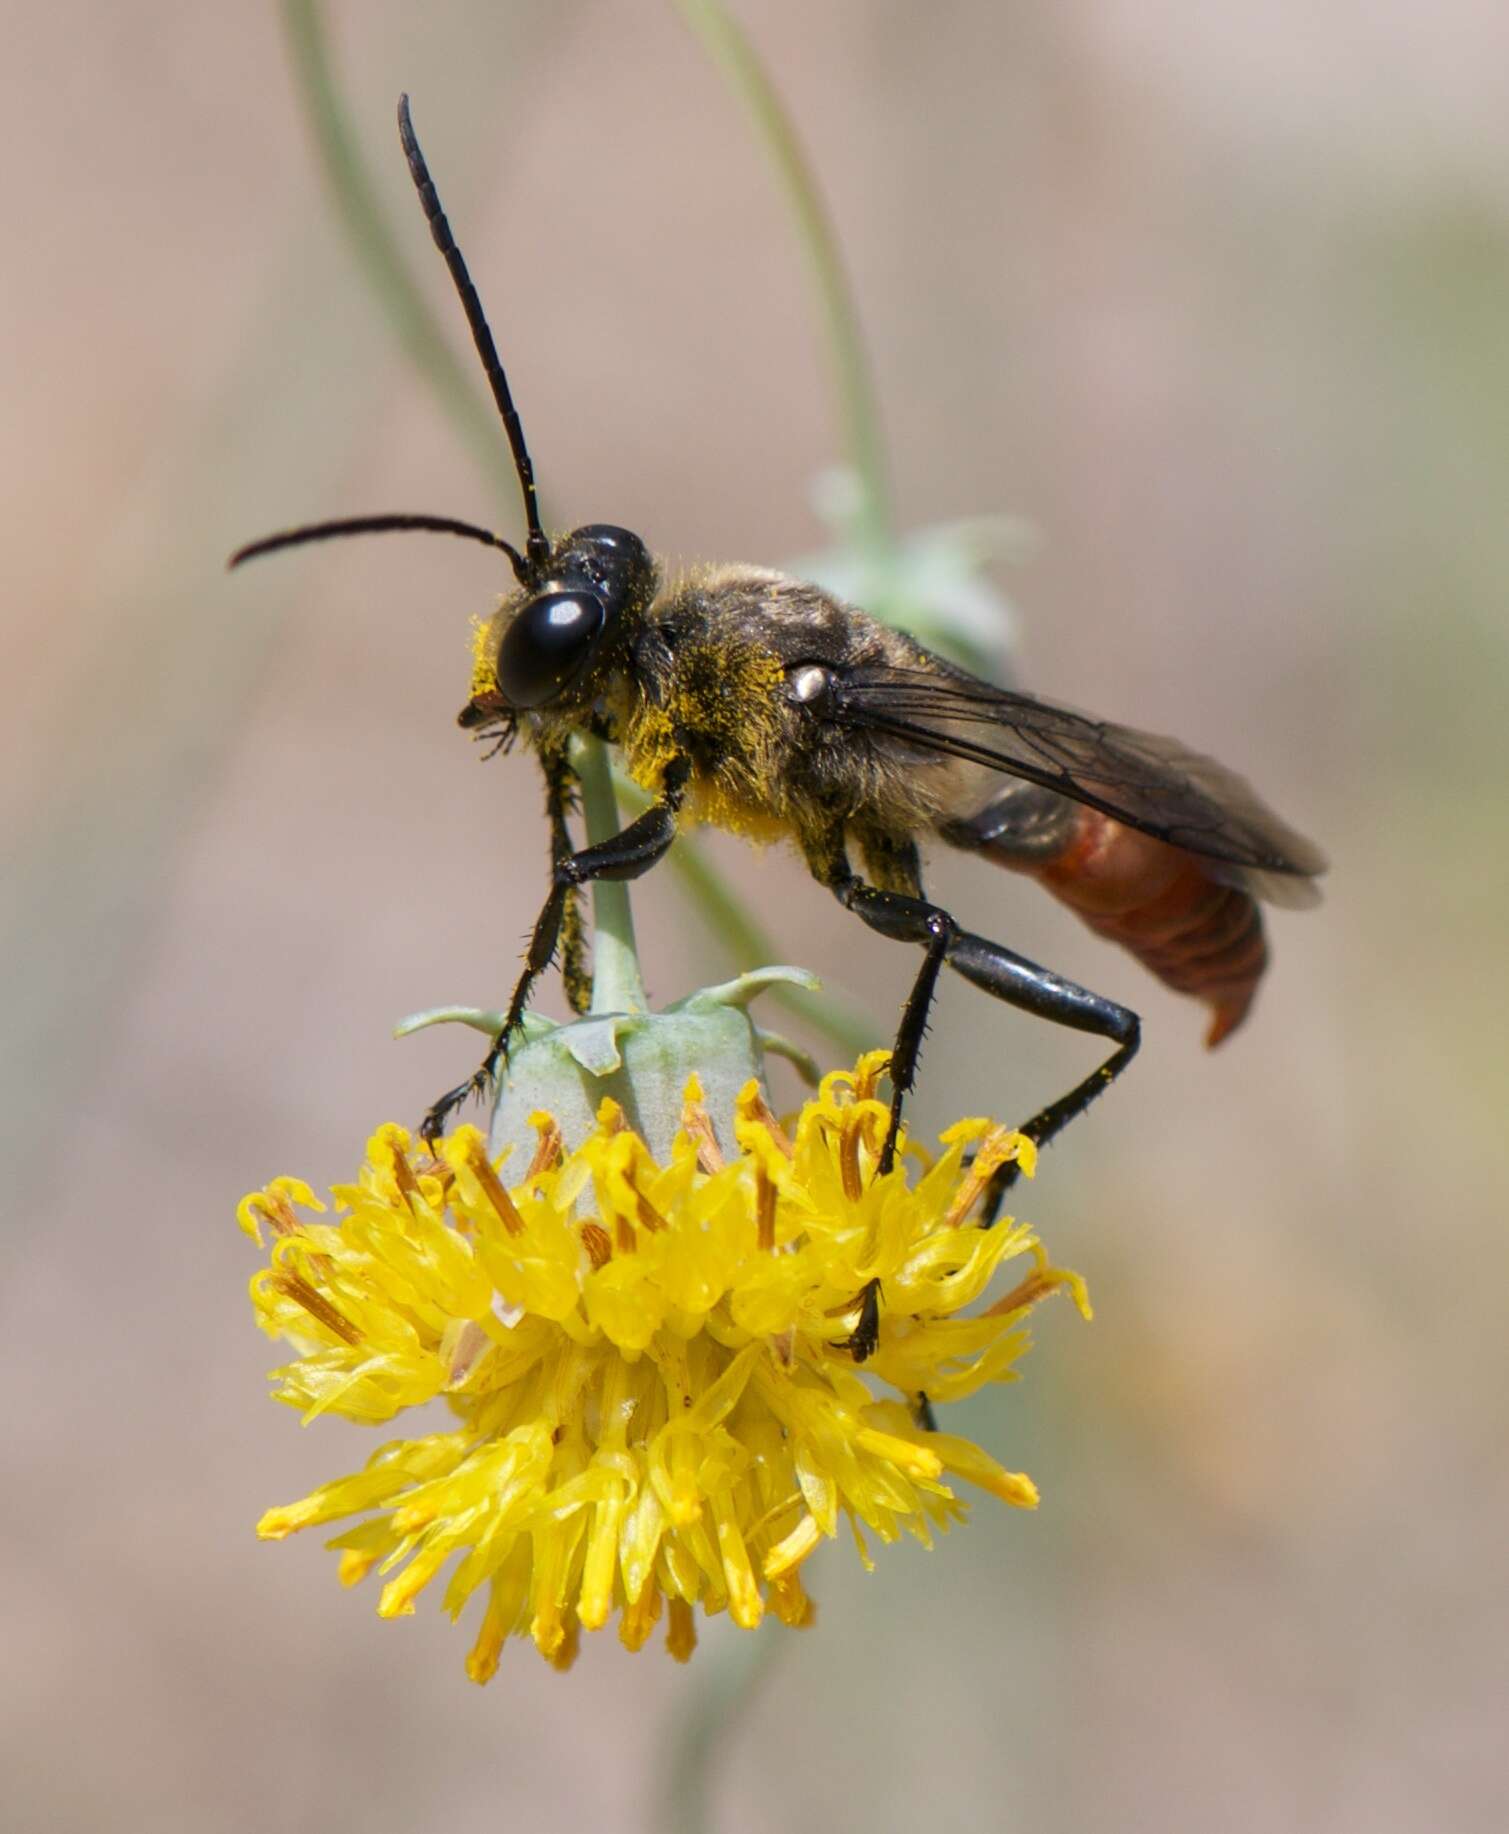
[946,786,1268,1045]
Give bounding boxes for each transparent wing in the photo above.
[830,665,1328,903]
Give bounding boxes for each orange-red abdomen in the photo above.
[993,805,1268,1046]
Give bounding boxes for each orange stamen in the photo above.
[525,1114,563,1179]
[580,1222,613,1270]
[271,1272,361,1345]
[467,1142,526,1236]
[944,1125,1022,1226]
[680,1084,725,1172]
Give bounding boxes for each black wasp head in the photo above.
[462,525,658,724]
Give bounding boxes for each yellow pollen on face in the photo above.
[468,612,499,698]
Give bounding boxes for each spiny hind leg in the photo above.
[539,745,590,1016]
[944,931,1141,1223]
[807,826,960,1181]
[808,826,1140,1218]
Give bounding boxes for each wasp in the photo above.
[234,96,1326,1220]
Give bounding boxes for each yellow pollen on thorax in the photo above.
[621,641,788,836]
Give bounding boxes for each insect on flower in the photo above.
[232,95,1326,1212]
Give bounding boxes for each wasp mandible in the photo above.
[233,97,1326,1209]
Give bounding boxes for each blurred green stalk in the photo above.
[658,1621,783,1834]
[673,0,894,563]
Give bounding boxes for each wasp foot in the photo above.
[420,1079,476,1149]
[980,1156,1026,1227]
[837,1276,884,1363]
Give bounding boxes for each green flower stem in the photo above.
[675,0,893,560]
[666,840,875,1058]
[660,1620,784,1834]
[575,736,648,1016]
[612,769,876,1060]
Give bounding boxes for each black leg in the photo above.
[839,1276,884,1362]
[539,747,590,1016]
[805,836,948,1175]
[809,832,1140,1198]
[978,1039,1141,1218]
[420,760,688,1143]
[878,912,949,1173]
[949,927,1141,1223]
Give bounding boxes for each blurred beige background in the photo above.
[4,3,1507,1831]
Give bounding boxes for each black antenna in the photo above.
[229,513,525,574]
[397,93,549,570]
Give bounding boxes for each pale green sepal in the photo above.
[392,1006,556,1043]
[560,1013,635,1076]
[668,965,820,1014]
[487,969,821,1167]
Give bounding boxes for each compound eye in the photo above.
[495,591,606,709]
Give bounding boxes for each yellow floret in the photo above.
[240,1057,1083,1673]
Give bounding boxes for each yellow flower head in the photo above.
[239,1053,1088,1677]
